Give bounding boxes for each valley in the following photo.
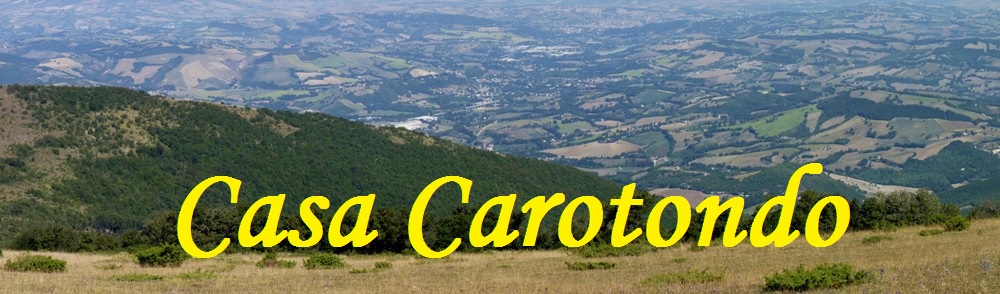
[4,1,1000,206]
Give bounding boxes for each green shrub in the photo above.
[374,261,392,269]
[4,255,67,273]
[861,235,892,245]
[135,244,187,267]
[113,273,163,282]
[919,229,944,236]
[303,253,346,270]
[177,268,217,281]
[641,269,723,286]
[570,243,655,258]
[944,216,970,232]
[565,261,616,271]
[763,263,871,291]
[255,252,296,269]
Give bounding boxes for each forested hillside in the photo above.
[0,85,626,241]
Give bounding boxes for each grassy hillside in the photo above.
[4,217,1000,292]
[0,85,625,239]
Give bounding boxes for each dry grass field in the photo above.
[4,218,1000,293]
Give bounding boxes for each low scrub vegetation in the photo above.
[861,235,892,245]
[303,253,346,269]
[641,269,723,286]
[112,273,164,282]
[349,261,392,274]
[255,252,296,269]
[135,244,187,267]
[763,263,870,291]
[944,216,970,232]
[4,255,67,273]
[565,261,616,271]
[374,261,392,269]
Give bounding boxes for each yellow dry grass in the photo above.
[688,51,726,67]
[39,58,84,78]
[543,141,641,159]
[5,219,1000,293]
[109,58,162,84]
[827,173,920,195]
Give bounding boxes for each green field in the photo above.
[374,55,412,70]
[310,54,347,68]
[274,55,323,72]
[442,29,532,44]
[633,89,676,105]
[625,131,673,157]
[556,121,597,133]
[732,105,817,137]
[612,69,647,77]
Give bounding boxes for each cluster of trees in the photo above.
[11,190,654,254]
[849,141,1000,194]
[848,190,962,230]
[706,91,815,122]
[10,188,976,254]
[816,94,973,123]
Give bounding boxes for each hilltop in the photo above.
[0,85,626,240]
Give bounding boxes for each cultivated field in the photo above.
[5,218,1000,293]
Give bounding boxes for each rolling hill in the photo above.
[0,85,627,240]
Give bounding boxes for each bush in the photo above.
[641,269,723,286]
[113,273,164,282]
[374,261,392,269]
[12,224,82,252]
[861,235,892,245]
[303,253,346,270]
[944,216,970,232]
[565,261,616,271]
[4,255,67,273]
[763,263,870,291]
[919,229,944,236]
[255,252,296,269]
[135,244,187,267]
